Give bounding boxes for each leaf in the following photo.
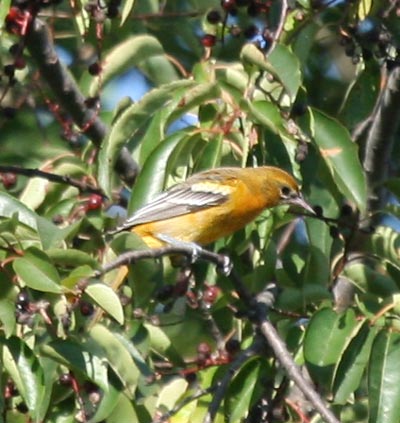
[2,336,46,421]
[106,393,139,423]
[312,109,367,212]
[333,321,377,404]
[368,330,400,423]
[89,35,178,96]
[227,360,261,423]
[13,247,62,293]
[304,307,358,391]
[344,261,398,298]
[89,325,140,397]
[156,377,188,409]
[127,130,191,213]
[85,282,124,325]
[40,339,109,391]
[19,177,49,210]
[268,44,301,100]
[0,192,38,231]
[98,80,196,196]
[242,99,284,134]
[120,0,135,26]
[46,248,99,268]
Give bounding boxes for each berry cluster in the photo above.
[201,0,273,49]
[339,18,397,65]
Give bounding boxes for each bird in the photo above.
[110,166,314,248]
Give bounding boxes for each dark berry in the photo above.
[221,0,236,11]
[2,107,17,119]
[16,289,29,311]
[88,62,102,76]
[225,339,240,355]
[291,101,308,117]
[86,194,103,210]
[16,402,28,413]
[154,285,175,301]
[206,10,222,24]
[243,24,259,39]
[14,56,26,70]
[9,44,20,55]
[79,301,94,316]
[236,0,250,5]
[203,285,220,304]
[201,34,217,47]
[107,5,119,18]
[59,373,73,386]
[84,96,100,109]
[4,64,15,78]
[247,3,258,16]
[2,172,18,188]
[197,342,212,363]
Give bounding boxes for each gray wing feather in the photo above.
[110,184,228,234]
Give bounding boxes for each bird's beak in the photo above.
[288,194,315,215]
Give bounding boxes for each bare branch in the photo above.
[362,65,400,215]
[0,165,106,197]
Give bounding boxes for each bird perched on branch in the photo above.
[110,166,314,247]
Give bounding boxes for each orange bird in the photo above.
[111,166,314,247]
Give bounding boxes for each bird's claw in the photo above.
[217,255,232,276]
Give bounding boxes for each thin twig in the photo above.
[0,165,106,197]
[265,0,288,56]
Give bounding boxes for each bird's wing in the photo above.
[111,180,233,233]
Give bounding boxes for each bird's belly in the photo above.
[133,203,264,247]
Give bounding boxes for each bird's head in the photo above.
[263,167,315,215]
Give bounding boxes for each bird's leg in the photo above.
[156,233,203,263]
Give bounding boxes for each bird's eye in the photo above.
[280,186,292,198]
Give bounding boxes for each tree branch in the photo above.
[25,17,138,185]
[97,246,340,423]
[362,65,400,215]
[0,165,106,197]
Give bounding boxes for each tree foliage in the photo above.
[0,0,399,422]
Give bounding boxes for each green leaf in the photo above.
[120,0,135,26]
[46,248,99,268]
[344,262,398,298]
[128,130,191,213]
[19,176,49,210]
[312,109,367,212]
[98,80,196,196]
[156,377,188,409]
[40,339,109,391]
[0,192,38,231]
[368,330,400,423]
[89,35,178,96]
[106,393,139,423]
[2,336,46,421]
[13,247,62,293]
[85,282,124,325]
[88,325,140,397]
[268,44,301,100]
[194,135,223,172]
[227,360,261,423]
[304,307,358,391]
[333,321,377,404]
[242,99,284,134]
